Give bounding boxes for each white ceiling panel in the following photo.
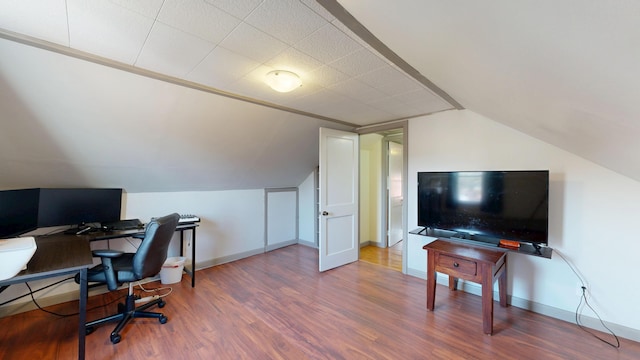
[0,0,458,128]
[109,0,164,18]
[264,47,325,76]
[294,23,361,64]
[328,78,387,104]
[187,46,261,89]
[135,22,215,77]
[308,65,350,88]
[327,47,387,77]
[157,0,241,44]
[204,0,263,20]
[245,0,328,45]
[357,66,423,96]
[219,22,289,64]
[0,0,69,46]
[300,0,336,22]
[67,0,155,64]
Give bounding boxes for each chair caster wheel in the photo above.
[159,315,168,324]
[158,300,166,308]
[85,326,95,335]
[110,334,121,344]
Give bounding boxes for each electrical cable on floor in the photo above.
[0,276,74,307]
[576,286,620,348]
[136,281,172,300]
[23,281,126,317]
[555,249,620,348]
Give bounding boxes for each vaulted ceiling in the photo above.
[1,0,639,192]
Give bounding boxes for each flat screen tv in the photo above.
[417,170,549,247]
[37,188,123,227]
[0,188,40,238]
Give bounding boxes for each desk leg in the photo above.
[481,263,493,335]
[426,250,436,311]
[179,228,196,288]
[78,268,87,360]
[191,227,196,288]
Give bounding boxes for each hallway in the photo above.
[359,241,403,272]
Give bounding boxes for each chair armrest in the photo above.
[91,249,124,291]
[92,249,124,258]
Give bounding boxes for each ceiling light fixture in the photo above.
[265,70,302,93]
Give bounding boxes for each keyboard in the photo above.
[103,219,143,230]
[178,214,200,224]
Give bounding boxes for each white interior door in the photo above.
[319,128,359,272]
[388,141,403,247]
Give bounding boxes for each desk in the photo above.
[423,239,507,335]
[0,235,93,360]
[82,223,198,287]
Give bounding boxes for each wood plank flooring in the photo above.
[359,242,403,272]
[1,244,639,359]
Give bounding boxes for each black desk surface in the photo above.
[75,222,198,241]
[1,235,93,285]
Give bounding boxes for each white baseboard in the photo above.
[405,269,639,343]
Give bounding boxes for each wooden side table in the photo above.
[423,239,508,335]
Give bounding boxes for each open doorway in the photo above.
[358,127,405,272]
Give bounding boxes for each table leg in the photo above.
[498,257,507,307]
[78,268,87,360]
[426,251,436,311]
[481,263,493,335]
[448,276,458,291]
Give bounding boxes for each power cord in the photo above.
[24,281,127,317]
[135,281,172,303]
[4,277,171,317]
[0,276,74,307]
[555,249,620,348]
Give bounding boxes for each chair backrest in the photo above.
[132,213,180,280]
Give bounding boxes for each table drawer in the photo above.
[436,254,477,277]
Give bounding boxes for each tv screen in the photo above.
[37,188,123,227]
[417,170,549,245]
[0,188,40,238]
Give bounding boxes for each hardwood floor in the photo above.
[359,242,403,272]
[1,244,639,359]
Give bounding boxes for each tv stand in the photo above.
[410,228,553,259]
[423,239,507,334]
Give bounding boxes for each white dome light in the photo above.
[265,70,302,93]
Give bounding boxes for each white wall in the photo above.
[298,170,317,247]
[359,133,383,245]
[266,188,298,251]
[124,190,265,266]
[407,109,640,338]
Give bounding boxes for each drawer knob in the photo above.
[453,262,459,267]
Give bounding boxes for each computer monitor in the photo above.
[0,188,39,238]
[37,188,123,227]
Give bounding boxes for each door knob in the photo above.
[322,211,329,216]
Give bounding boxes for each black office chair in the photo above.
[81,213,180,344]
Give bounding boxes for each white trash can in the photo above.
[159,257,186,284]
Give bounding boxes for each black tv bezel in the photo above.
[37,188,123,228]
[417,170,549,246]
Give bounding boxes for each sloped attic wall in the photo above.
[337,0,640,183]
[0,37,353,193]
